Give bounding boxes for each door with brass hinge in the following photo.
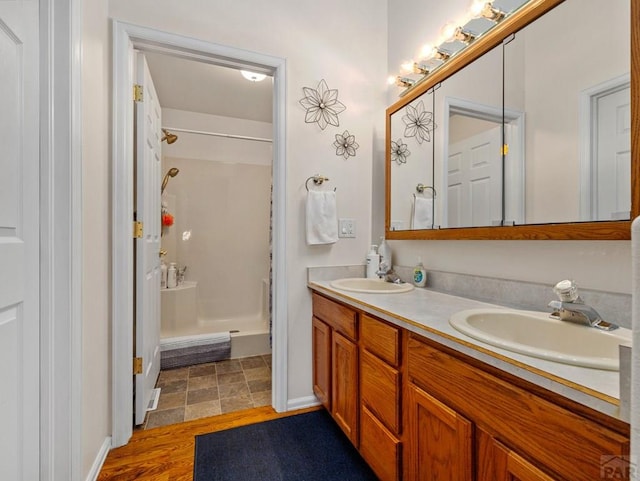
[134,51,162,425]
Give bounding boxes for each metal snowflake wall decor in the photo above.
[333,130,359,159]
[299,79,346,130]
[391,138,411,165]
[402,100,436,144]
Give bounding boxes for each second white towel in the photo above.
[412,195,433,229]
[306,190,338,245]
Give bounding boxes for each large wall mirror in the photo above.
[385,0,637,240]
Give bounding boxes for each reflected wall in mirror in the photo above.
[385,0,636,240]
[389,88,435,230]
[439,43,507,228]
[503,0,630,224]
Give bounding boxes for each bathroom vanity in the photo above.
[309,282,630,481]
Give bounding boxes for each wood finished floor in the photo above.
[98,405,321,480]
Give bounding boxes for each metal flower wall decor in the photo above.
[333,130,359,159]
[402,100,436,144]
[299,79,346,130]
[391,138,411,165]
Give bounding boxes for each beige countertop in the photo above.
[308,279,625,421]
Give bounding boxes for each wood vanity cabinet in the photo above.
[405,333,630,481]
[311,293,358,445]
[359,314,402,481]
[310,290,630,481]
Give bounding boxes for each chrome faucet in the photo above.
[376,261,404,284]
[547,280,618,331]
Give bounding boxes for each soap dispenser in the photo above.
[413,257,427,287]
[378,236,392,271]
[366,245,380,279]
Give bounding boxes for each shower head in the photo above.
[161,128,178,144]
[161,167,180,194]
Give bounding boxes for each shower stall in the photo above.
[159,111,273,360]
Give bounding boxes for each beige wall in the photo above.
[82,0,111,476]
[81,1,387,476]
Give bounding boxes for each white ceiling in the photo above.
[144,51,273,124]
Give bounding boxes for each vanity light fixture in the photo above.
[412,62,431,75]
[480,3,507,22]
[454,26,476,44]
[390,0,530,95]
[433,48,451,61]
[395,76,416,88]
[240,70,267,82]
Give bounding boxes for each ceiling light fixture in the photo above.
[240,70,267,82]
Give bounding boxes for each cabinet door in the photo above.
[361,405,401,481]
[312,316,331,409]
[332,331,359,445]
[478,429,560,481]
[405,384,473,481]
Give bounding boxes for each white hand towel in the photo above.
[412,195,433,229]
[306,190,338,245]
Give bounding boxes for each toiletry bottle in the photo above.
[366,245,380,279]
[167,262,178,288]
[413,257,427,287]
[160,259,168,288]
[378,236,392,271]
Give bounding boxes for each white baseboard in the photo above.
[85,436,112,481]
[287,395,321,411]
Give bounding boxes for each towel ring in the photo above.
[416,183,436,198]
[305,174,335,192]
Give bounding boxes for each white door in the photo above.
[595,86,631,220]
[447,126,502,227]
[134,51,162,425]
[0,2,40,479]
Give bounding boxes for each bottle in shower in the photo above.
[160,259,168,288]
[167,262,178,288]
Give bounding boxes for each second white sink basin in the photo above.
[330,278,414,294]
[449,308,631,371]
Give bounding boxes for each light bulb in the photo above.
[469,0,486,17]
[419,44,435,60]
[400,61,414,74]
[240,70,267,82]
[440,22,458,41]
[387,76,397,85]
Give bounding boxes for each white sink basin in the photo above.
[329,278,414,294]
[449,308,631,371]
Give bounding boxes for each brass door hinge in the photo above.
[501,144,509,155]
[133,221,143,238]
[133,357,143,375]
[134,84,144,102]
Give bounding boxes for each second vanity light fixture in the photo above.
[391,0,527,94]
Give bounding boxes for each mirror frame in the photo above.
[385,0,639,240]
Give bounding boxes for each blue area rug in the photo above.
[193,409,378,480]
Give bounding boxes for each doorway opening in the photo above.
[112,21,287,447]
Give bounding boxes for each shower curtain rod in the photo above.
[162,126,273,144]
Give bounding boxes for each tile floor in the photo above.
[143,354,272,429]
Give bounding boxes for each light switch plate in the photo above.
[338,218,356,238]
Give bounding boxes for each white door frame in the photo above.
[442,96,525,227]
[579,73,631,221]
[40,0,83,479]
[111,20,288,447]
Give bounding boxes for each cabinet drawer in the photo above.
[312,293,357,340]
[360,405,400,481]
[360,314,400,366]
[407,334,629,481]
[361,349,400,434]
